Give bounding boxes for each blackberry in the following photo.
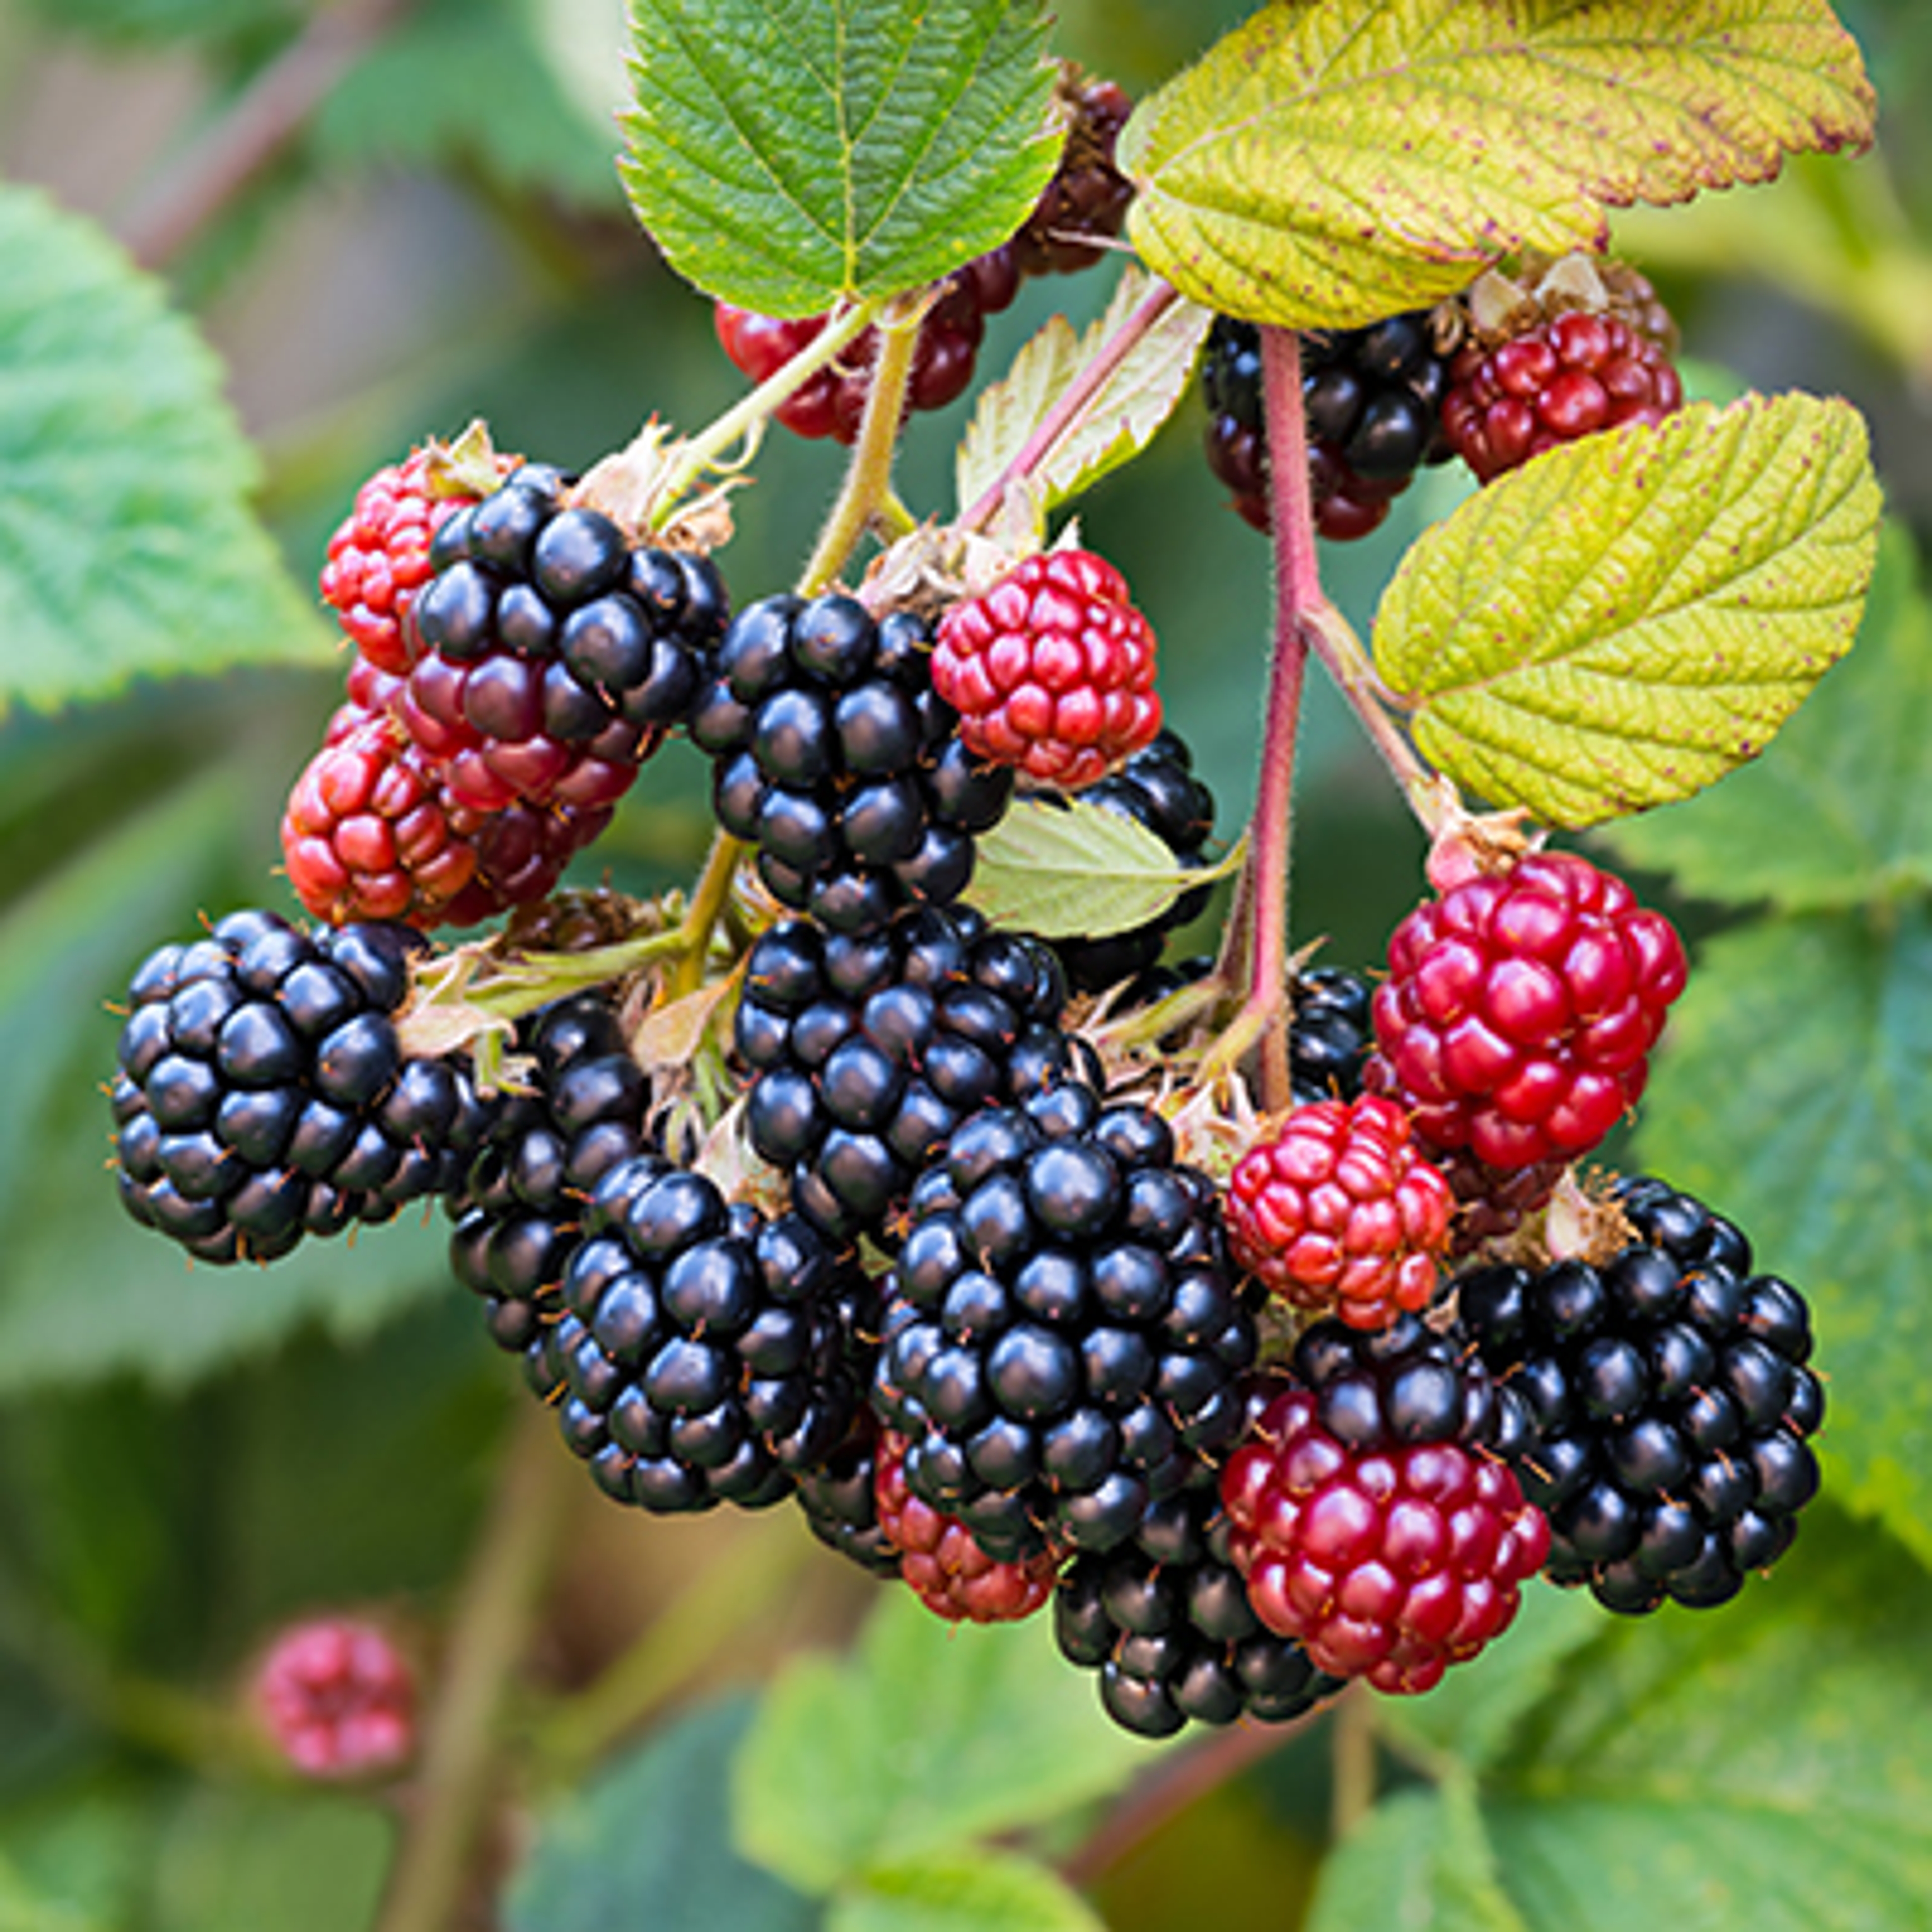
[1221,1316,1548,1693]
[794,1413,902,1578]
[1290,967,1374,1102]
[401,463,728,814]
[1201,311,1448,541]
[693,593,1013,934]
[523,1154,876,1513]
[1008,73,1134,277]
[1043,732,1215,993]
[252,1617,416,1781]
[1056,1467,1344,1737]
[872,1082,1257,1562]
[112,910,493,1265]
[1455,1177,1825,1613]
[447,990,654,1355]
[735,906,1088,1248]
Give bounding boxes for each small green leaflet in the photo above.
[1118,0,1875,329]
[831,1851,1103,1932]
[962,797,1241,940]
[620,0,1060,317]
[954,267,1213,527]
[0,188,330,715]
[1372,394,1879,829]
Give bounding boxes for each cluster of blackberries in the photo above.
[112,911,492,1265]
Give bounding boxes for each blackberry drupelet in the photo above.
[1455,1176,1825,1614]
[795,1412,903,1578]
[872,1082,1257,1562]
[1201,310,1449,541]
[734,907,1088,1248]
[1056,1466,1345,1737]
[1221,1316,1548,1693]
[523,1155,875,1514]
[400,463,728,815]
[112,910,493,1265]
[1041,731,1216,994]
[1290,967,1374,1102]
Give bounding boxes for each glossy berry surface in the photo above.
[875,1428,1059,1622]
[1201,311,1447,542]
[1221,1318,1549,1694]
[735,906,1083,1248]
[1008,75,1133,276]
[1056,1466,1344,1736]
[319,446,502,676]
[1043,731,1216,993]
[1227,1095,1455,1330]
[794,1415,903,1578]
[932,550,1161,788]
[872,1083,1256,1562]
[695,593,1013,935]
[1366,851,1688,1174]
[253,1617,415,1780]
[1442,308,1683,483]
[112,909,493,1265]
[1456,1176,1824,1613]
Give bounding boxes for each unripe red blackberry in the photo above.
[113,910,494,1265]
[735,906,1088,1249]
[1456,1176,1824,1614]
[875,1428,1060,1622]
[524,1155,876,1513]
[872,1082,1257,1562]
[1442,308,1683,484]
[252,1616,416,1780]
[402,463,728,814]
[931,550,1161,788]
[320,446,507,676]
[1221,1317,1549,1694]
[1055,1468,1345,1737]
[694,595,1014,936]
[1227,1095,1455,1331]
[1365,850,1688,1175]
[1201,311,1448,541]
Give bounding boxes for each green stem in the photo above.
[648,301,882,527]
[374,1405,574,1932]
[668,830,748,1000]
[797,296,925,594]
[1331,1683,1379,1840]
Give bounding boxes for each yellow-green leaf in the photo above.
[1118,0,1875,329]
[1372,394,1881,828]
[954,267,1213,522]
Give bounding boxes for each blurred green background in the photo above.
[1,2,1930,1926]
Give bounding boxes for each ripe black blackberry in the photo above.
[735,906,1091,1248]
[446,990,654,1356]
[691,593,1014,936]
[871,1081,1257,1562]
[112,909,494,1265]
[1201,311,1448,541]
[1455,1177,1826,1614]
[1045,731,1216,995]
[1055,1467,1345,1737]
[522,1152,876,1513]
[794,1413,903,1578]
[403,463,729,814]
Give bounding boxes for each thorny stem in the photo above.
[958,276,1184,534]
[648,302,881,526]
[1199,326,1318,1108]
[118,0,411,268]
[374,1404,575,1932]
[797,296,925,595]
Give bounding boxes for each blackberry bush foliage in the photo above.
[72,0,1897,1922]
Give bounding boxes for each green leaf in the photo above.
[954,268,1214,522]
[733,1588,1159,1896]
[831,1850,1103,1932]
[1633,911,1932,1565]
[507,1698,819,1932]
[619,0,1061,316]
[963,797,1242,940]
[1310,1778,1528,1932]
[1118,0,1875,328]
[0,189,327,714]
[1597,523,1932,911]
[315,0,625,209]
[18,0,292,45]
[1371,394,1881,829]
